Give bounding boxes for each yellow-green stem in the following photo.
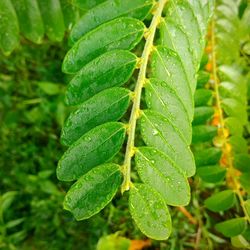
[121,0,167,193]
[211,18,250,223]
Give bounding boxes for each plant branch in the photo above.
[121,0,168,193]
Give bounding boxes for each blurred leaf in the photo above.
[96,233,130,250]
[38,82,61,95]
[205,190,236,212]
[215,218,247,237]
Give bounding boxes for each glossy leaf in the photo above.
[167,1,204,62]
[61,87,131,146]
[140,110,195,177]
[215,218,247,237]
[145,78,191,144]
[151,46,193,120]
[205,190,236,212]
[38,0,65,42]
[62,17,145,73]
[70,0,153,43]
[65,50,137,105]
[129,184,172,240]
[64,163,122,220]
[135,147,190,206]
[12,0,44,44]
[160,18,197,91]
[57,122,126,181]
[0,0,19,55]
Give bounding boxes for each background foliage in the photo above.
[0,0,249,249]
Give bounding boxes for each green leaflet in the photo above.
[225,117,244,136]
[129,184,172,240]
[70,0,153,43]
[61,87,131,146]
[60,0,80,30]
[0,0,19,55]
[62,17,145,73]
[193,106,214,125]
[167,0,204,63]
[205,190,236,212]
[196,165,226,183]
[57,122,126,181]
[231,235,250,249]
[196,71,210,88]
[240,173,250,193]
[194,148,222,167]
[229,136,248,154]
[64,163,122,220]
[135,147,190,206]
[245,200,250,218]
[192,125,217,143]
[145,78,191,144]
[234,154,250,173]
[38,0,65,42]
[219,81,247,103]
[140,110,195,177]
[194,89,213,106]
[151,46,193,120]
[215,218,247,238]
[97,234,131,250]
[222,98,248,125]
[65,50,137,105]
[12,0,44,44]
[160,18,197,91]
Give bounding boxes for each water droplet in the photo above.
[152,129,158,136]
